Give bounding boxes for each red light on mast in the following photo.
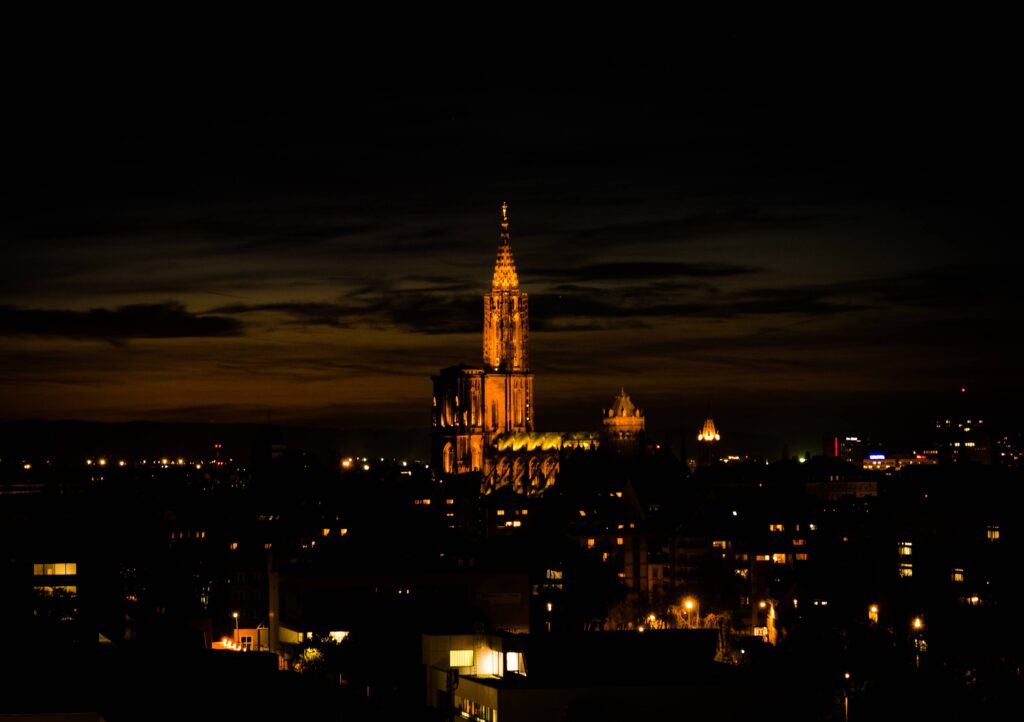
[834,436,839,458]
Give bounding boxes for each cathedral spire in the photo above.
[492,201,519,292]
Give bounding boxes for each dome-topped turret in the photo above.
[698,418,720,442]
[602,389,645,451]
[608,387,641,418]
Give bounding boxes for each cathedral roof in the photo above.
[491,201,520,292]
[493,431,599,452]
[698,418,720,442]
[608,388,641,418]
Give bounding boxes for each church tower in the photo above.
[484,202,529,372]
[481,202,534,438]
[431,203,534,477]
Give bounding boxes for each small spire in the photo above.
[492,201,519,290]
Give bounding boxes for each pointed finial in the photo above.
[501,201,508,222]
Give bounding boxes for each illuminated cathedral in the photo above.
[431,204,644,494]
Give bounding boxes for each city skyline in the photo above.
[2,37,1020,456]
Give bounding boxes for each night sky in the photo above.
[2,30,1020,456]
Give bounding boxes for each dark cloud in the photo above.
[213,293,480,335]
[0,303,243,342]
[527,261,760,282]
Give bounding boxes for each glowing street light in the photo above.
[912,616,924,631]
[232,611,239,644]
[683,597,700,627]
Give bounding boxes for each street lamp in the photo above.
[232,611,239,645]
[683,597,700,627]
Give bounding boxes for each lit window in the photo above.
[506,651,525,674]
[734,568,749,578]
[449,649,474,667]
[445,499,454,505]
[601,552,609,562]
[512,520,521,527]
[755,554,771,562]
[986,525,1000,542]
[771,553,787,564]
[230,542,238,551]
[712,540,728,549]
[496,509,504,516]
[951,568,964,583]
[808,523,818,531]
[792,539,807,546]
[795,553,809,561]
[616,537,624,546]
[897,542,913,556]
[587,538,595,549]
[33,563,77,576]
[769,524,785,532]
[898,563,913,578]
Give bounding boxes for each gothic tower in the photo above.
[481,202,534,439]
[484,202,529,372]
[431,203,534,477]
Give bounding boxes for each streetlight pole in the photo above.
[232,611,239,647]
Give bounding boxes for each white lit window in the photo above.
[898,563,913,578]
[449,649,474,667]
[897,542,913,557]
[771,553,787,564]
[951,568,964,583]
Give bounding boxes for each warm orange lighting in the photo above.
[758,600,767,609]
[97,458,107,466]
[684,599,695,611]
[912,616,924,631]
[23,463,31,470]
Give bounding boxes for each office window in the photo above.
[986,525,1000,542]
[897,542,913,557]
[898,563,913,578]
[33,563,77,576]
[951,568,964,583]
[449,649,474,667]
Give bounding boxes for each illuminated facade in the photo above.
[432,204,535,479]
